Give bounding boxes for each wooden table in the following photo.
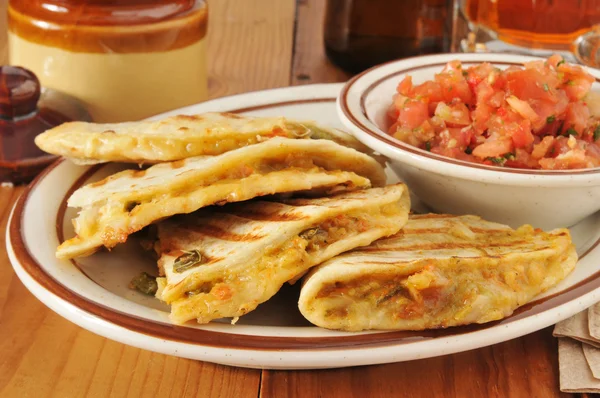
[0,1,582,397]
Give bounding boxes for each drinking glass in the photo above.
[451,0,600,67]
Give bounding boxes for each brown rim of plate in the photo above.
[8,96,600,351]
[339,57,600,176]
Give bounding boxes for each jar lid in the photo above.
[0,65,91,184]
[8,0,208,53]
[10,0,205,26]
[0,65,40,120]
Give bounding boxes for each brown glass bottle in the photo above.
[324,0,451,73]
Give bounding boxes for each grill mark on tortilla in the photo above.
[223,207,309,222]
[345,258,479,265]
[401,228,510,235]
[131,170,146,178]
[90,179,108,188]
[284,197,360,207]
[174,115,204,121]
[359,240,539,252]
[410,214,457,219]
[469,228,511,233]
[221,112,244,119]
[171,160,186,169]
[181,223,265,242]
[347,260,402,265]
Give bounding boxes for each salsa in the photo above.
[387,55,600,170]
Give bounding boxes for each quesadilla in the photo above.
[299,214,577,331]
[154,184,410,324]
[58,137,386,260]
[35,112,377,164]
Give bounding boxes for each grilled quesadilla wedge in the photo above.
[57,137,386,260]
[154,184,410,324]
[299,214,577,331]
[35,112,378,164]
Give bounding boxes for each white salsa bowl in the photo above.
[338,53,600,230]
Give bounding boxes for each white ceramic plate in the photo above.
[7,83,600,370]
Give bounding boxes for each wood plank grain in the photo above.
[0,1,297,397]
[207,0,296,97]
[260,328,569,398]
[0,187,23,318]
[0,0,7,65]
[290,0,350,85]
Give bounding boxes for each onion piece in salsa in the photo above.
[387,55,600,170]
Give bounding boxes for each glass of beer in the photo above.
[453,0,600,66]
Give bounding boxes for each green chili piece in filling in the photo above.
[129,272,158,295]
[173,250,206,273]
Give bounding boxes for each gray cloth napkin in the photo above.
[554,303,600,392]
[589,305,600,341]
[554,308,600,348]
[583,344,600,379]
[559,338,600,393]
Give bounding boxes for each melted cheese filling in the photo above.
[72,155,351,240]
[312,254,564,330]
[304,214,371,252]
[165,206,400,324]
[166,211,377,302]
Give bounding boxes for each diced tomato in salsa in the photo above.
[387,55,600,170]
[398,100,429,130]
